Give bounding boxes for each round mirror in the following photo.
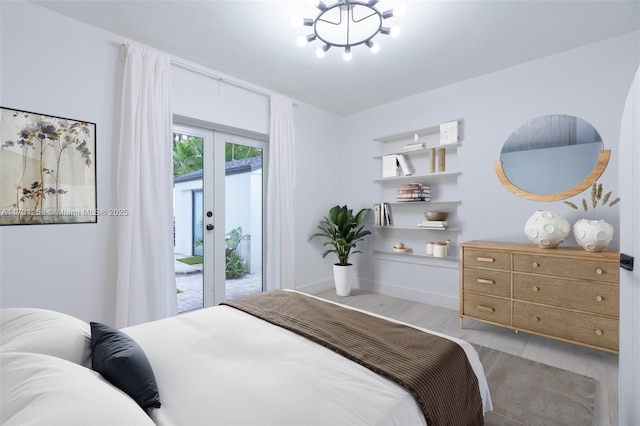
[494,114,610,201]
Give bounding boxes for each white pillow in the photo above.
[0,308,91,367]
[0,352,155,426]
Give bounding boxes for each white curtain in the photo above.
[115,43,176,328]
[266,95,296,290]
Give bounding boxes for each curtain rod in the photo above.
[120,41,298,106]
[170,60,272,99]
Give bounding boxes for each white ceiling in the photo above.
[31,0,640,116]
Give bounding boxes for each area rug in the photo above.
[473,345,596,426]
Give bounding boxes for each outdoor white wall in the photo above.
[225,172,252,267]
[249,169,262,274]
[336,31,639,308]
[174,179,201,256]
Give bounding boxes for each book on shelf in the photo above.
[383,203,392,226]
[374,203,392,226]
[396,182,430,201]
[417,220,448,228]
[402,142,425,151]
[382,154,399,178]
[396,154,413,176]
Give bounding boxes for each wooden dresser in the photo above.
[459,240,619,353]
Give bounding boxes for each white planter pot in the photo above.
[333,264,353,296]
[573,219,614,252]
[524,210,571,249]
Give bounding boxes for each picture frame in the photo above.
[0,106,97,225]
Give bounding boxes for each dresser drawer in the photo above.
[462,293,511,325]
[463,249,511,270]
[513,254,619,284]
[513,302,618,352]
[513,273,618,317]
[463,268,511,298]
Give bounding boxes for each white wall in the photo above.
[0,1,122,323]
[0,1,341,322]
[338,31,639,308]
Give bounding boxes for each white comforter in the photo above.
[123,292,492,425]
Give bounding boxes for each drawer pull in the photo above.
[532,316,540,322]
[477,278,495,284]
[477,257,495,263]
[595,329,603,336]
[596,268,603,275]
[532,286,540,292]
[596,295,603,302]
[476,305,495,313]
[532,262,540,268]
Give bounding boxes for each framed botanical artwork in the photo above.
[0,107,97,225]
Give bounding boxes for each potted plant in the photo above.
[311,205,371,296]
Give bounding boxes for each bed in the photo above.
[1,290,492,425]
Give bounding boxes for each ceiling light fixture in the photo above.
[292,0,406,61]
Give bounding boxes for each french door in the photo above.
[173,123,266,311]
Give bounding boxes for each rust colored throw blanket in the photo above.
[222,290,483,426]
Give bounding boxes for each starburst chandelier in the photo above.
[292,0,406,61]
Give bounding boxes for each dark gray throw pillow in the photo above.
[90,322,161,409]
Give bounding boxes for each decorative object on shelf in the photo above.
[524,210,571,248]
[573,219,614,252]
[424,211,448,221]
[426,241,435,255]
[429,148,436,173]
[432,240,450,257]
[564,181,618,252]
[440,121,459,145]
[292,0,406,61]
[392,242,411,253]
[437,148,446,172]
[310,205,371,296]
[397,183,430,202]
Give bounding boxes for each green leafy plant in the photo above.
[564,181,620,212]
[311,205,371,266]
[225,226,251,279]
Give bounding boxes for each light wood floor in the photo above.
[314,289,619,426]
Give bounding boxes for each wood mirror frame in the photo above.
[494,149,610,202]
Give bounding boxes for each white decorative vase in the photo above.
[573,219,614,252]
[524,210,571,249]
[333,264,353,296]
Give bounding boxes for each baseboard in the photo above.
[299,277,459,311]
[295,278,334,295]
[358,278,459,311]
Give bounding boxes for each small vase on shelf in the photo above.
[524,210,571,249]
[573,219,614,252]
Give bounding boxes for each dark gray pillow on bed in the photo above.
[90,322,161,409]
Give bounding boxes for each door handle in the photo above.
[206,224,214,231]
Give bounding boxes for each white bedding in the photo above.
[123,291,492,425]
